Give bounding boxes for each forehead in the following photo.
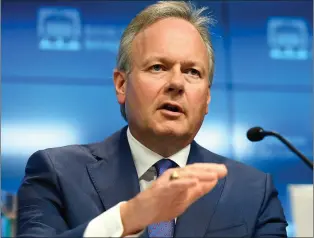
[131,18,209,69]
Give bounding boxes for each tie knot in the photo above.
[154,159,177,176]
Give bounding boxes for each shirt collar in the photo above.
[127,127,190,178]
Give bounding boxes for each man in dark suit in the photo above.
[17,1,288,237]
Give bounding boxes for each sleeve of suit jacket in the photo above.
[16,150,144,237]
[253,174,288,237]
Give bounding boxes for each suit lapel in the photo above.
[85,127,225,238]
[174,141,226,237]
[86,127,141,210]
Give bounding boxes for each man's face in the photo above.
[115,17,211,141]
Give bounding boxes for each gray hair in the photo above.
[116,1,215,121]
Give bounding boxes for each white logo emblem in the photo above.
[267,17,310,60]
[37,7,81,51]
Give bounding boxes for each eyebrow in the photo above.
[142,56,207,73]
[142,56,172,67]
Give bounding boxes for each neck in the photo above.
[128,127,192,158]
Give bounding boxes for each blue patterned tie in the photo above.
[148,159,178,238]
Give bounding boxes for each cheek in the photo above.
[188,89,209,110]
[128,77,160,107]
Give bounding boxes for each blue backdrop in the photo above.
[1,1,313,237]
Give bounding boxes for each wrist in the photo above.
[120,199,146,236]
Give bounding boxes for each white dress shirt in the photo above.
[84,127,190,237]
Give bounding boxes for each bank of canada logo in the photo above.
[267,17,310,60]
[37,7,81,51]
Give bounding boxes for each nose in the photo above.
[165,66,185,95]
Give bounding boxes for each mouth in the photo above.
[158,102,184,114]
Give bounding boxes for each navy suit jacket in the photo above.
[17,126,288,237]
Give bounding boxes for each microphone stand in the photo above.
[265,131,313,170]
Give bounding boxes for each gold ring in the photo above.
[170,171,180,181]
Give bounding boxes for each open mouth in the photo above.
[159,103,183,113]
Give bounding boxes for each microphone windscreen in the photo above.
[247,127,265,142]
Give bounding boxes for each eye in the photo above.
[187,68,201,77]
[150,64,165,72]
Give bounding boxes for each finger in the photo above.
[189,179,219,203]
[160,167,223,184]
[171,170,218,182]
[185,163,228,178]
[201,178,219,193]
[186,163,226,172]
[166,171,219,193]
[181,179,218,205]
[168,177,199,191]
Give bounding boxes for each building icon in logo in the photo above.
[267,17,310,60]
[37,7,81,51]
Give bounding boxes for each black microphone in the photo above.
[247,126,313,170]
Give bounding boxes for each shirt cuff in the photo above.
[83,201,145,237]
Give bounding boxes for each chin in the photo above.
[152,122,190,138]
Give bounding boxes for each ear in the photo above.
[113,69,127,105]
[205,88,211,114]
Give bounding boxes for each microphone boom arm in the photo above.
[266,131,313,170]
